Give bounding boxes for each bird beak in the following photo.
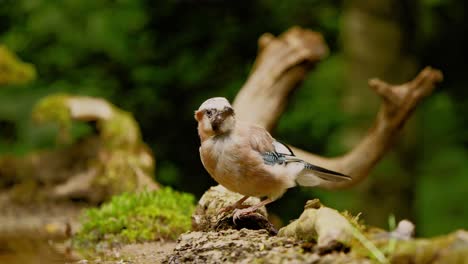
[211,113,223,131]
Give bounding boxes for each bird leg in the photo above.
[233,198,273,222]
[219,195,250,214]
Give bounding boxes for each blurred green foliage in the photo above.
[0,0,466,236]
[0,45,36,85]
[74,187,194,247]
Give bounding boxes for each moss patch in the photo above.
[0,45,36,86]
[32,93,143,150]
[74,187,195,249]
[98,108,141,149]
[31,94,72,142]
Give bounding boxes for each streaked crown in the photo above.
[198,97,232,111]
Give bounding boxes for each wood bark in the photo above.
[232,27,328,131]
[233,27,443,190]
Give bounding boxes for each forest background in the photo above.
[0,0,466,237]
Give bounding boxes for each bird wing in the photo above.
[263,146,351,183]
[248,125,276,153]
[246,124,351,183]
[299,161,351,182]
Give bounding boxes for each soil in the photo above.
[85,241,177,264]
[0,189,175,264]
[1,191,466,264]
[0,194,85,238]
[0,191,389,264]
[0,192,85,263]
[166,229,366,264]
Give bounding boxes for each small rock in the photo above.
[393,219,415,240]
[192,185,275,234]
[279,200,353,252]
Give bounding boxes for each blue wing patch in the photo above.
[262,141,295,166]
[262,151,287,166]
[262,141,351,181]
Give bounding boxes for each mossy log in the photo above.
[388,230,468,263]
[0,94,158,203]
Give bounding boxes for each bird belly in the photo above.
[200,136,296,200]
[214,155,295,200]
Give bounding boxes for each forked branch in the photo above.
[292,67,443,189]
[233,27,443,189]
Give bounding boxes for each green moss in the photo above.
[341,210,365,231]
[74,187,195,248]
[32,94,72,142]
[389,231,468,263]
[32,94,71,125]
[90,149,144,195]
[0,45,36,85]
[32,93,143,149]
[98,108,142,149]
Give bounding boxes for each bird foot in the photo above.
[232,207,257,224]
[218,203,250,215]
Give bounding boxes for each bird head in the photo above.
[195,97,235,139]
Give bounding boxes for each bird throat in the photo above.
[211,122,220,132]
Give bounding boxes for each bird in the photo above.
[195,97,351,220]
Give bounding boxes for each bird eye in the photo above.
[224,106,233,115]
[205,110,212,117]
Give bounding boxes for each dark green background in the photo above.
[0,0,466,236]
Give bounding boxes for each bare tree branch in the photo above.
[305,67,442,189]
[233,27,443,190]
[233,27,329,131]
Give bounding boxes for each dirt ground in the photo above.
[0,190,178,264]
[0,192,83,264]
[0,239,177,264]
[88,241,177,264]
[1,191,466,264]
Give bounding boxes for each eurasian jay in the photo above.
[195,97,350,220]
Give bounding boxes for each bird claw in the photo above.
[218,205,235,215]
[218,203,250,215]
[232,207,255,224]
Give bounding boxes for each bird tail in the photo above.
[295,161,351,187]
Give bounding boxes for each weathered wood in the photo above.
[233,27,328,131]
[0,95,159,203]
